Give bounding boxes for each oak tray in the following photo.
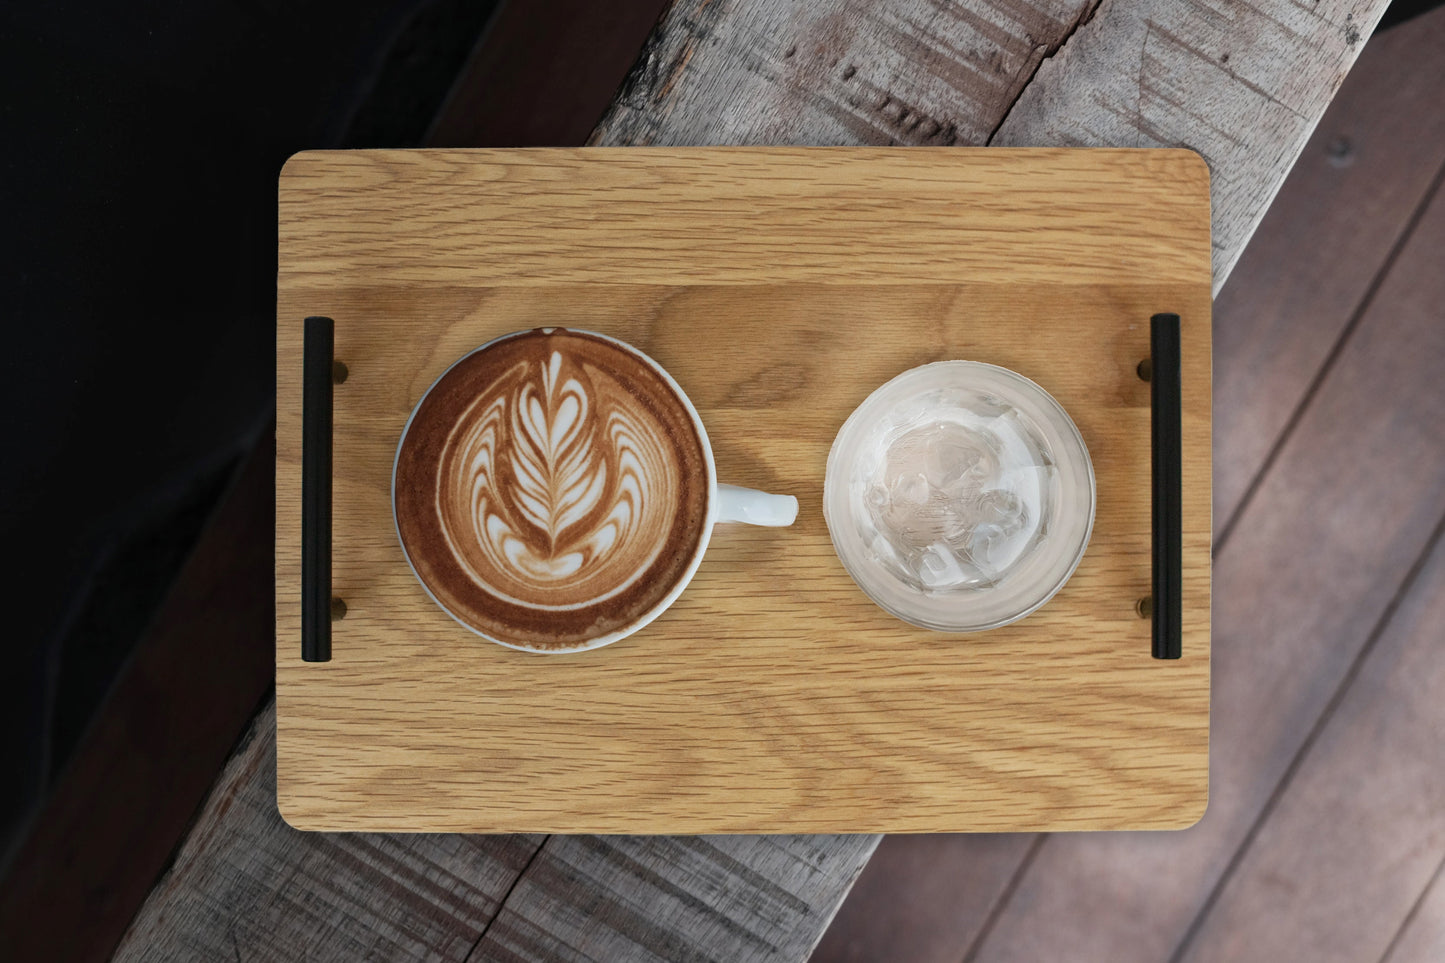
[276,148,1211,833]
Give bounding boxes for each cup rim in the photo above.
[823,359,1096,632]
[391,327,718,654]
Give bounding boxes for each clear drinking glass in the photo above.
[823,361,1095,631]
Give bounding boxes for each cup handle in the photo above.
[716,483,798,527]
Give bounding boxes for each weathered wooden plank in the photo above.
[989,0,1389,286]
[591,0,1099,149]
[115,705,879,963]
[470,834,879,962]
[112,702,544,962]
[1207,5,1445,528]
[594,0,1390,292]
[1177,528,1445,962]
[965,136,1445,963]
[812,14,1445,957]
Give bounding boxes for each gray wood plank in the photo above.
[1177,528,1445,961]
[113,702,544,962]
[1208,5,1445,535]
[966,142,1445,963]
[594,0,1391,291]
[469,835,879,962]
[591,0,1098,149]
[988,0,1388,287]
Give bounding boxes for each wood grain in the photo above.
[988,0,1389,287]
[1169,156,1445,963]
[276,147,1211,834]
[593,0,1099,148]
[113,701,544,963]
[1211,5,1445,535]
[470,834,879,962]
[592,0,1391,290]
[815,19,1445,958]
[277,147,1208,288]
[1178,528,1445,962]
[966,136,1445,963]
[103,0,1398,950]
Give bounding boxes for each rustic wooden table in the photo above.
[113,0,1391,959]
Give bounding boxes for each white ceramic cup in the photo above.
[393,328,798,654]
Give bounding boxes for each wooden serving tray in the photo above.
[276,148,1211,833]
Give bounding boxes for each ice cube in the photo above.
[860,418,1049,594]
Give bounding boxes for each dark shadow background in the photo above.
[0,0,504,864]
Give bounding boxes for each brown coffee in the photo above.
[394,329,710,650]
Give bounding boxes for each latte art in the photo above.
[437,350,680,609]
[394,329,710,651]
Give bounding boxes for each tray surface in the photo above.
[277,147,1212,833]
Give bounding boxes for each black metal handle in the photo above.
[1150,313,1183,659]
[302,316,334,662]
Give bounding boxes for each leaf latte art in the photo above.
[438,349,677,608]
[394,329,710,650]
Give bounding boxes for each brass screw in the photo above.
[1136,595,1153,619]
[332,360,349,384]
[1137,358,1153,382]
[330,597,348,621]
